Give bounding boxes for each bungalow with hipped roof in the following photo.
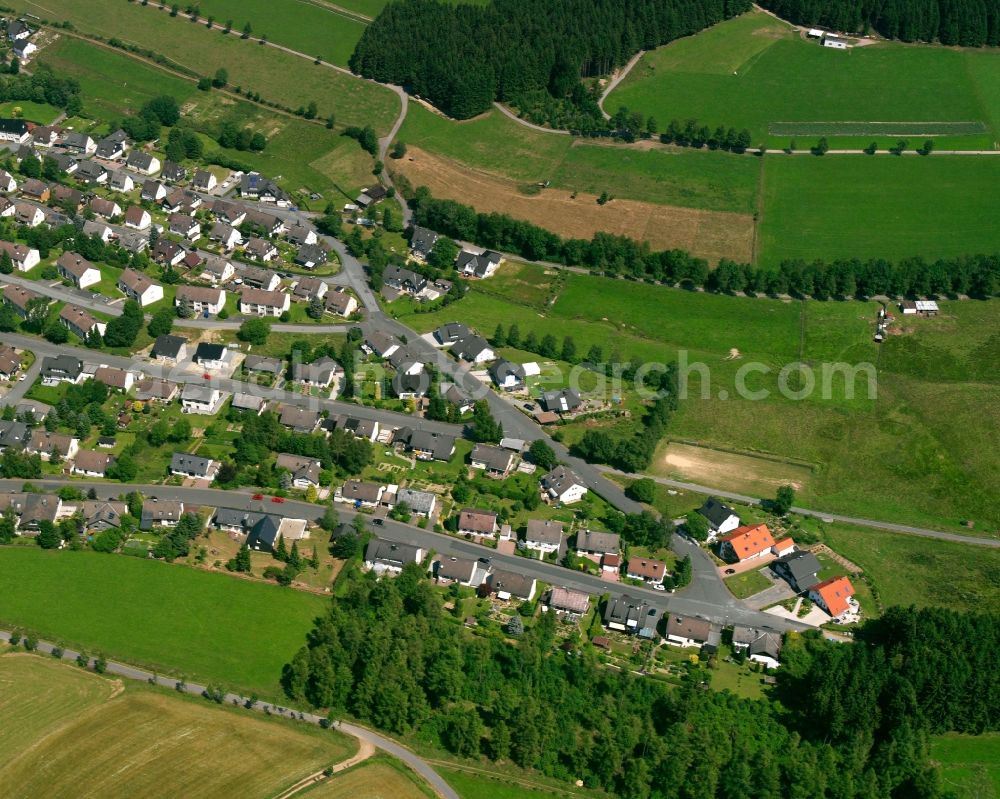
[71,449,114,478]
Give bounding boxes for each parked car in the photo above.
[252,493,264,500]
[271,496,285,503]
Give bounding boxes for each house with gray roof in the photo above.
[364,538,424,575]
[770,550,822,592]
[170,452,219,480]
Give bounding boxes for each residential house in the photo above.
[117,268,164,306]
[126,151,160,175]
[436,556,488,587]
[152,240,184,266]
[394,488,437,518]
[14,399,51,422]
[809,576,856,619]
[770,550,823,592]
[408,225,438,261]
[0,197,15,218]
[0,240,39,271]
[279,404,321,433]
[3,283,44,317]
[291,276,329,302]
[243,355,283,377]
[71,449,114,478]
[124,205,151,230]
[140,180,166,202]
[718,523,776,563]
[383,265,427,295]
[31,126,60,148]
[192,342,231,370]
[81,500,128,532]
[364,538,424,576]
[364,330,399,358]
[231,392,266,415]
[95,130,129,160]
[451,335,495,364]
[324,290,358,318]
[0,169,15,192]
[731,626,783,669]
[541,388,582,414]
[176,285,226,316]
[772,537,796,558]
[212,200,246,227]
[108,170,135,193]
[285,222,317,246]
[626,557,667,586]
[456,249,503,278]
[434,322,470,345]
[547,587,590,617]
[239,172,289,205]
[59,304,106,340]
[209,221,241,250]
[191,169,217,191]
[21,177,49,201]
[405,430,455,462]
[540,465,588,505]
[469,443,515,479]
[81,219,113,243]
[442,382,473,414]
[665,614,721,650]
[525,519,564,554]
[275,453,322,489]
[199,255,235,285]
[168,213,201,241]
[161,161,186,183]
[40,354,82,385]
[355,184,388,208]
[606,595,659,638]
[457,508,497,538]
[180,384,224,414]
[244,237,278,262]
[89,196,122,219]
[140,499,185,530]
[246,514,309,553]
[294,243,327,269]
[94,366,134,392]
[14,202,44,227]
[28,430,79,461]
[75,160,108,184]
[489,360,526,390]
[0,345,21,380]
[697,497,741,540]
[151,334,187,362]
[239,287,289,317]
[241,265,281,291]
[0,420,30,451]
[0,118,30,144]
[337,480,385,508]
[486,568,536,601]
[18,494,63,533]
[328,415,379,442]
[292,356,341,389]
[575,530,620,572]
[134,377,179,403]
[7,20,33,41]
[170,452,220,481]
[244,209,284,236]
[62,131,96,154]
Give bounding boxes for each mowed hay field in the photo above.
[0,548,327,697]
[395,147,755,262]
[931,733,1000,799]
[302,760,434,798]
[396,262,1000,532]
[13,0,399,133]
[0,654,356,799]
[608,10,1000,150]
[757,155,1000,264]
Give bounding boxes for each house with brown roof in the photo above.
[124,205,151,230]
[89,196,122,219]
[666,614,721,650]
[0,240,40,272]
[457,508,497,538]
[14,202,44,227]
[335,480,384,508]
[49,184,83,211]
[152,239,184,266]
[0,344,21,380]
[324,289,359,317]
[626,557,667,586]
[71,449,114,477]
[27,430,79,461]
[175,285,225,316]
[718,523,776,563]
[278,404,320,433]
[291,277,329,302]
[275,453,322,488]
[239,287,289,317]
[140,499,185,530]
[94,366,134,392]
[140,179,166,202]
[547,587,590,617]
[168,213,201,241]
[21,177,49,201]
[134,377,179,403]
[3,283,45,317]
[59,304,106,339]
[244,237,278,262]
[199,255,235,285]
[117,268,164,306]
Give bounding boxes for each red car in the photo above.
[251,493,264,500]
[202,373,211,380]
[271,496,285,503]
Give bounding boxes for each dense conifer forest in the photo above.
[760,0,1000,45]
[284,570,999,798]
[349,0,752,118]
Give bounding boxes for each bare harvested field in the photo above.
[654,441,814,497]
[394,147,755,263]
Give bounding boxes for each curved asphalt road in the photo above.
[0,629,458,799]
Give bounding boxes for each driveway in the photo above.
[744,580,796,611]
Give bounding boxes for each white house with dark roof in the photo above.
[525,519,564,554]
[180,384,224,415]
[540,465,588,505]
[126,150,160,175]
[697,497,741,541]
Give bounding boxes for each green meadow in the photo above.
[608,11,1000,150]
[0,547,326,698]
[395,262,1000,532]
[931,734,1000,799]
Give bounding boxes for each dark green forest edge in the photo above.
[284,567,999,799]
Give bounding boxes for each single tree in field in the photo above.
[772,484,795,515]
[684,511,709,542]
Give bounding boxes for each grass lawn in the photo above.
[819,524,1000,614]
[609,11,1000,150]
[757,155,1000,265]
[0,548,327,698]
[724,568,772,599]
[931,733,1000,799]
[437,766,596,799]
[21,0,399,133]
[0,100,63,124]
[302,758,435,798]
[0,654,356,798]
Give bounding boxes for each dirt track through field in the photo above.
[394,148,755,263]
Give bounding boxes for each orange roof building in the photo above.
[810,576,855,617]
[718,523,775,562]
